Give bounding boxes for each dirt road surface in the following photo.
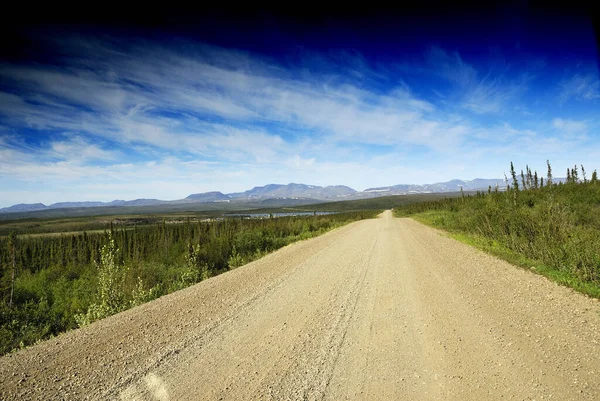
[2,211,600,400]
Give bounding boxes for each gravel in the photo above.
[1,211,599,400]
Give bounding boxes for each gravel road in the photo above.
[1,210,599,400]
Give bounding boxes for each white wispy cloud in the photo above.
[0,37,469,160]
[424,46,530,115]
[0,35,599,206]
[559,73,600,103]
[552,118,587,134]
[49,135,119,163]
[427,46,478,88]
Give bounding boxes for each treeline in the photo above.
[0,217,144,237]
[395,161,600,295]
[0,211,377,355]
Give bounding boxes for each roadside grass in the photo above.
[289,193,464,213]
[394,164,600,300]
[411,212,600,299]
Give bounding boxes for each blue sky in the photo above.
[0,7,599,207]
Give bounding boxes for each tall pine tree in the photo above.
[510,162,519,191]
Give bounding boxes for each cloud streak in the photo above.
[559,73,600,103]
[0,34,599,206]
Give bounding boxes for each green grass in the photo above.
[289,193,465,213]
[396,175,600,299]
[412,213,600,299]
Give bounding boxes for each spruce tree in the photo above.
[546,160,553,186]
[510,162,519,191]
[7,232,17,307]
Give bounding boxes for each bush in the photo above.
[75,233,128,327]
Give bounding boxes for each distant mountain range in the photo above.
[229,184,357,200]
[362,178,508,195]
[0,179,511,215]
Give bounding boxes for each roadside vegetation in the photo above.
[291,193,463,213]
[395,161,600,298]
[0,211,378,355]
